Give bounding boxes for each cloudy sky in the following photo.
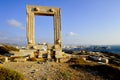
[0,0,120,45]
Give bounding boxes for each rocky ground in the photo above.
[0,61,103,80]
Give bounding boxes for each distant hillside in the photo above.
[0,44,19,55]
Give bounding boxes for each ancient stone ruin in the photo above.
[0,5,69,63]
[26,5,61,49]
[26,5,66,62]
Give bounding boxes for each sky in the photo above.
[0,0,120,45]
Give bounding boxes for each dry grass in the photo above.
[0,44,19,55]
[67,57,96,65]
[1,44,19,51]
[68,58,120,80]
[0,66,25,80]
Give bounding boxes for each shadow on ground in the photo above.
[69,64,120,80]
[0,44,17,57]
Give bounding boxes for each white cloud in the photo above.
[67,32,76,36]
[7,19,25,30]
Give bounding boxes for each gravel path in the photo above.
[1,62,73,80]
[1,62,103,80]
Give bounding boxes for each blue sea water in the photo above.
[81,45,120,54]
[106,46,120,54]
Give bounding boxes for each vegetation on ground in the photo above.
[101,52,120,66]
[68,58,120,80]
[59,70,70,80]
[0,66,25,80]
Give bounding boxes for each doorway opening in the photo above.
[35,16,54,45]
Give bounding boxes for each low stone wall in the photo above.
[13,58,27,62]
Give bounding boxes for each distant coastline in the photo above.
[82,45,120,54]
[63,45,120,55]
[94,45,120,54]
[107,45,120,54]
[1,43,120,54]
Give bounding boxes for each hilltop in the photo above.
[0,44,120,80]
[1,58,120,80]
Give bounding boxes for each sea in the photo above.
[89,45,120,54]
[105,46,120,54]
[64,45,120,54]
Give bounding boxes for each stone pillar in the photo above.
[27,12,35,48]
[57,15,61,48]
[54,15,57,44]
[54,10,61,49]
